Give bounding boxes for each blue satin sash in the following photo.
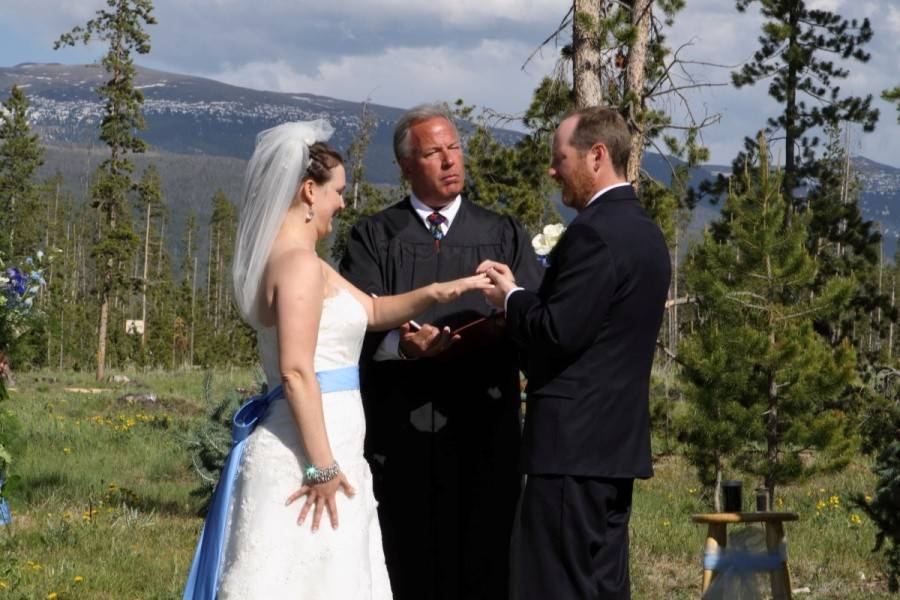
[182,365,360,600]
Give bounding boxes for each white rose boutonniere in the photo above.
[532,223,566,266]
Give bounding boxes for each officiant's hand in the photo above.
[399,322,459,358]
[286,472,356,532]
[476,260,517,308]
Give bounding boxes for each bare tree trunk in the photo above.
[837,126,852,257]
[766,337,779,502]
[713,451,723,513]
[97,297,109,380]
[96,198,118,380]
[206,228,213,319]
[624,0,653,188]
[157,216,165,277]
[190,255,198,367]
[214,226,221,330]
[670,225,680,352]
[874,234,883,352]
[61,221,70,369]
[141,202,151,346]
[573,0,606,109]
[890,275,895,360]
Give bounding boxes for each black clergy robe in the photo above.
[339,197,542,600]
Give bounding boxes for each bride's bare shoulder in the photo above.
[265,246,322,281]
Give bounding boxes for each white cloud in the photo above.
[208,39,558,115]
[2,0,899,166]
[807,0,845,11]
[887,7,900,35]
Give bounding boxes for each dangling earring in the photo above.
[305,206,315,222]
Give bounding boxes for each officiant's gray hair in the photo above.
[393,103,458,161]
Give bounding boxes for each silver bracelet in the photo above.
[304,461,340,485]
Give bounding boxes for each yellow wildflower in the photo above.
[850,514,862,526]
[775,497,784,508]
[0,580,7,589]
[47,593,58,600]
[865,495,873,503]
[816,500,826,511]
[74,575,84,583]
[62,447,72,454]
[662,519,671,527]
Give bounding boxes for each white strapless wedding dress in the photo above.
[217,289,393,599]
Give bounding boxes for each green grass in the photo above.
[0,369,893,598]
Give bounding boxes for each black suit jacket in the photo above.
[506,185,671,478]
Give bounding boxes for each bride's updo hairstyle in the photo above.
[233,120,335,326]
[302,142,344,185]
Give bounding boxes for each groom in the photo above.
[480,107,671,599]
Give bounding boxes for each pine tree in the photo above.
[806,125,891,370]
[453,96,560,236]
[730,0,879,204]
[331,103,393,262]
[850,83,900,594]
[55,0,156,379]
[0,85,45,261]
[680,135,858,503]
[884,86,900,123]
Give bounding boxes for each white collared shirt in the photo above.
[374,193,463,361]
[585,181,631,209]
[410,192,462,236]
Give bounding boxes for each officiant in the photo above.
[340,104,542,600]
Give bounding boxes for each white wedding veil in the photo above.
[232,119,335,327]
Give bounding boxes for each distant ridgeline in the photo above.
[4,62,900,262]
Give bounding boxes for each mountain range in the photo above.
[3,62,900,260]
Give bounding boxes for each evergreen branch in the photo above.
[776,305,831,322]
[190,454,217,485]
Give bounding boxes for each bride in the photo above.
[183,120,491,599]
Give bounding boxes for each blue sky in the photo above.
[2,0,898,167]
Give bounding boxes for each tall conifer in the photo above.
[55,0,156,379]
[730,0,879,204]
[680,136,857,502]
[0,86,45,260]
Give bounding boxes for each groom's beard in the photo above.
[560,167,594,211]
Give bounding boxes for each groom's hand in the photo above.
[398,322,458,358]
[476,260,517,309]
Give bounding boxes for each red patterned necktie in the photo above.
[427,211,447,250]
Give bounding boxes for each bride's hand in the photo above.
[431,273,493,303]
[285,473,356,532]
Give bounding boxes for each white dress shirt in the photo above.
[374,193,463,361]
[503,182,632,311]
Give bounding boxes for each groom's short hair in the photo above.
[394,103,458,161]
[565,107,630,177]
